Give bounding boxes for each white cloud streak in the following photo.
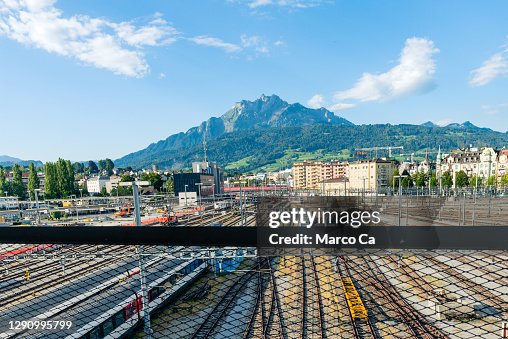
[470,46,508,87]
[247,0,327,9]
[328,103,355,112]
[334,37,439,103]
[189,34,273,56]
[188,35,242,53]
[0,0,178,77]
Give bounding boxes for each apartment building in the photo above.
[292,161,347,189]
[496,149,508,179]
[439,147,497,181]
[86,176,110,194]
[348,158,398,191]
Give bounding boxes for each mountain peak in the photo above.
[222,94,352,132]
[421,121,438,127]
[115,94,353,167]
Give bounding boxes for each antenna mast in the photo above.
[203,121,208,162]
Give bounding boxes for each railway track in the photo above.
[350,256,447,338]
[191,262,264,339]
[0,244,116,285]
[425,256,508,316]
[309,257,326,338]
[0,245,140,309]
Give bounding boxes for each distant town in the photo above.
[1,145,508,213]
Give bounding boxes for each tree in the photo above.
[165,177,174,193]
[455,170,469,188]
[72,162,85,174]
[412,171,427,187]
[401,170,413,188]
[390,169,400,188]
[141,172,163,191]
[27,162,40,200]
[56,158,71,198]
[44,162,58,199]
[442,171,453,188]
[121,174,135,182]
[501,173,508,187]
[100,186,108,197]
[0,167,9,195]
[105,159,114,176]
[87,161,98,174]
[98,160,106,174]
[487,175,496,186]
[429,171,437,188]
[11,164,26,199]
[469,175,483,188]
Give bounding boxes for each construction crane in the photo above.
[400,150,440,163]
[355,146,404,158]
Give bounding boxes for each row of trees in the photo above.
[72,159,116,176]
[390,169,508,189]
[44,159,75,199]
[0,164,26,199]
[1,159,176,200]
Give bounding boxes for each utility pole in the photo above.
[393,175,408,226]
[34,189,41,226]
[120,180,152,339]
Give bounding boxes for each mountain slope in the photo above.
[117,123,508,172]
[115,94,353,167]
[0,155,43,167]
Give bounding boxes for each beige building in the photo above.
[496,149,508,180]
[292,161,347,189]
[439,147,497,186]
[348,158,398,191]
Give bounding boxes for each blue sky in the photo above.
[1,0,507,162]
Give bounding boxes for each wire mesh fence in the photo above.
[0,244,506,338]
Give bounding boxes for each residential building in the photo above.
[496,149,508,180]
[439,147,497,186]
[105,175,121,194]
[348,158,398,191]
[86,176,109,194]
[292,161,348,189]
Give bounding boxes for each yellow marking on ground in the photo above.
[340,277,368,319]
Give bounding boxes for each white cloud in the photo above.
[334,37,439,102]
[246,0,327,9]
[113,19,178,47]
[188,35,242,53]
[158,72,166,80]
[470,50,508,87]
[328,103,355,112]
[481,102,508,115]
[189,34,274,56]
[0,0,178,77]
[241,34,269,54]
[307,94,325,108]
